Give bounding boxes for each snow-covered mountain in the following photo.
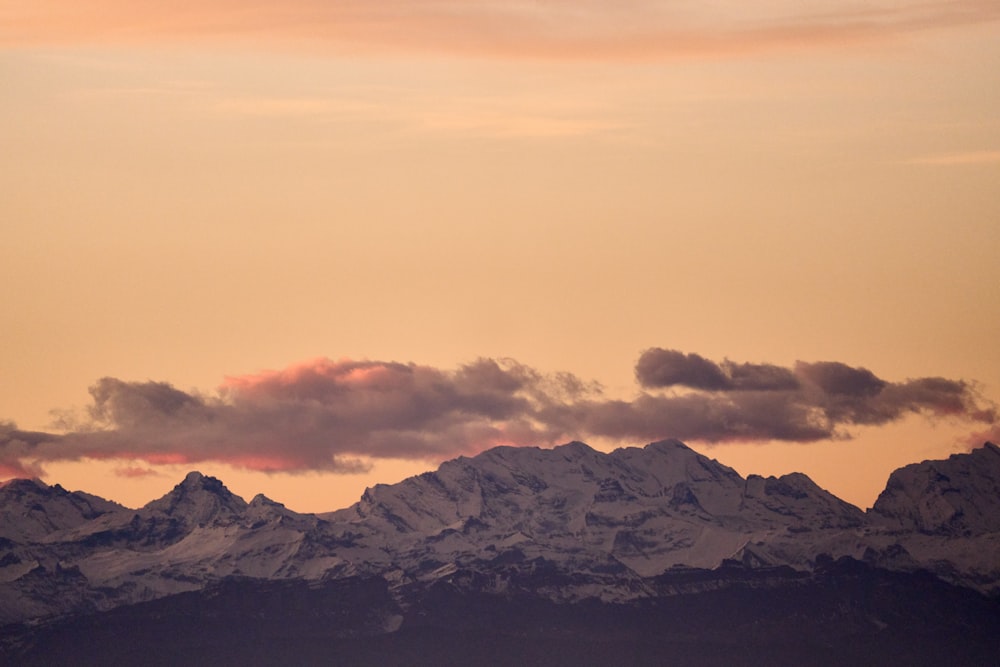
[327,440,865,584]
[870,441,1000,535]
[0,478,123,543]
[1,440,998,627]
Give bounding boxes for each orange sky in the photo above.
[2,0,998,512]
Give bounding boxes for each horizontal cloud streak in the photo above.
[2,359,585,476]
[3,0,997,58]
[636,349,800,391]
[0,351,994,477]
[906,150,1000,166]
[636,348,995,437]
[0,424,54,478]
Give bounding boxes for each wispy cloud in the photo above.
[905,150,1000,166]
[966,424,1000,447]
[212,96,361,118]
[0,351,994,477]
[417,94,627,137]
[112,465,161,479]
[3,1,997,59]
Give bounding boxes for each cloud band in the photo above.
[1,350,994,477]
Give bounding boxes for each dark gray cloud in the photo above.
[636,348,800,391]
[634,348,995,438]
[540,392,833,444]
[0,423,55,477]
[0,351,994,477]
[87,378,211,429]
[725,362,802,391]
[635,349,731,391]
[795,361,886,397]
[0,358,580,476]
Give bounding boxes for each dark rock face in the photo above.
[3,563,998,667]
[1,576,403,667]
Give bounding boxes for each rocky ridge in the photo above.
[1,440,998,626]
[870,441,1000,535]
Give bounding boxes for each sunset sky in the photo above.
[2,0,998,513]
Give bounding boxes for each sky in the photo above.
[2,0,999,513]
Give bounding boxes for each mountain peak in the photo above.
[644,439,691,453]
[169,471,237,498]
[0,477,47,493]
[870,442,1000,535]
[550,441,599,460]
[0,478,121,542]
[143,471,247,525]
[182,470,205,484]
[5,439,1000,631]
[554,440,594,453]
[0,477,79,502]
[742,472,864,528]
[968,440,1000,456]
[249,493,284,509]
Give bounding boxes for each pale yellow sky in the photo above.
[1,1,998,512]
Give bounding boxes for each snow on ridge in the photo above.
[869,441,1000,535]
[3,441,1000,624]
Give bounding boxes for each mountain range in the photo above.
[2,440,999,665]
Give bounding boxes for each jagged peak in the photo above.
[249,493,285,509]
[554,441,595,455]
[627,440,742,484]
[971,441,999,457]
[451,440,694,473]
[646,439,717,463]
[0,477,47,492]
[747,471,858,504]
[174,471,231,495]
[869,441,1000,535]
[894,442,1000,472]
[608,440,693,460]
[746,472,829,495]
[143,471,247,517]
[766,472,845,502]
[0,478,76,500]
[643,439,692,453]
[911,441,1000,469]
[457,442,598,470]
[477,444,542,459]
[773,471,824,490]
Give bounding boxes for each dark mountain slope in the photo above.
[3,559,998,667]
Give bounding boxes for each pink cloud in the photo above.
[3,0,996,59]
[113,465,161,478]
[966,424,1000,448]
[0,358,578,476]
[0,353,994,479]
